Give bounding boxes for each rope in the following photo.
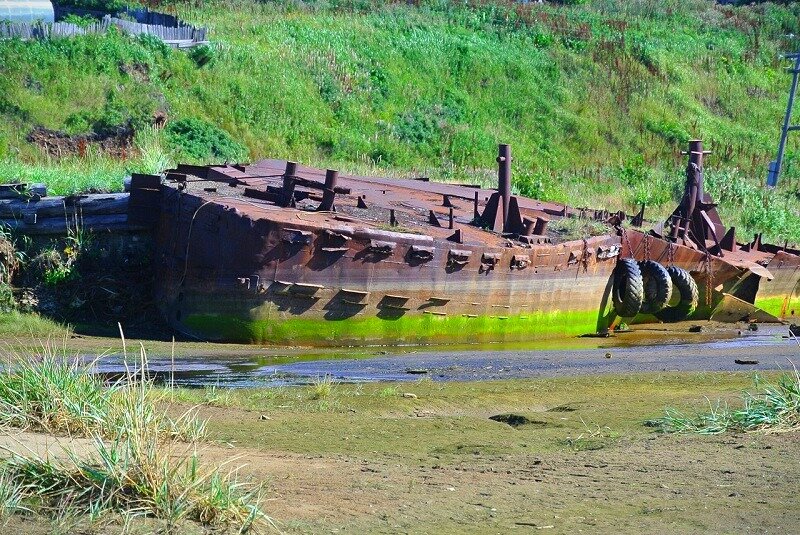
[178,200,215,289]
[705,255,712,306]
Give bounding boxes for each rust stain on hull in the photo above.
[125,142,800,345]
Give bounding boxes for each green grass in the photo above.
[0,341,270,532]
[0,341,206,440]
[0,312,69,339]
[308,374,335,400]
[0,0,799,240]
[651,370,800,434]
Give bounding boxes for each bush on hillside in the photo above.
[52,0,127,12]
[165,118,247,162]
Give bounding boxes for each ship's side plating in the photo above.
[154,191,622,345]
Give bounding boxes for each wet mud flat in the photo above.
[3,324,800,534]
[90,323,798,387]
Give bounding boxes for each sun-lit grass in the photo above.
[0,312,69,340]
[309,374,335,400]
[0,471,29,524]
[0,340,271,531]
[0,0,799,240]
[651,370,800,434]
[0,341,205,441]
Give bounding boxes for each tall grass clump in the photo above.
[309,374,335,400]
[0,341,204,441]
[1,431,267,531]
[0,340,271,531]
[651,370,800,434]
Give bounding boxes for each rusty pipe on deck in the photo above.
[687,139,704,214]
[497,144,511,232]
[318,169,338,211]
[282,161,298,207]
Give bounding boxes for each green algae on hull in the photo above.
[754,295,798,321]
[183,307,608,346]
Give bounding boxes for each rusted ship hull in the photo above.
[623,230,799,324]
[153,192,622,345]
[129,141,800,346]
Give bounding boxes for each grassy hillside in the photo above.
[1,0,799,241]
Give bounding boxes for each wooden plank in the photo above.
[0,194,129,218]
[0,214,142,235]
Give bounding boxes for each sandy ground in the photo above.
[3,415,796,534]
[197,408,800,534]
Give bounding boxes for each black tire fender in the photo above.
[655,266,699,322]
[612,258,644,317]
[639,260,673,314]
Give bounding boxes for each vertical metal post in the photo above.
[318,169,338,211]
[768,53,800,187]
[496,144,511,231]
[282,161,297,207]
[687,139,704,215]
[533,217,549,236]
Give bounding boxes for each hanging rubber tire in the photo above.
[655,266,699,323]
[612,258,644,317]
[639,260,673,315]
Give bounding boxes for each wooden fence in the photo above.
[0,13,207,48]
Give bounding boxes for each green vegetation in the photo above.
[0,312,68,339]
[165,117,247,162]
[652,370,800,434]
[0,343,205,441]
[168,371,765,457]
[0,342,269,532]
[1,0,799,241]
[309,374,335,400]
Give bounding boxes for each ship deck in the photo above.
[170,159,593,248]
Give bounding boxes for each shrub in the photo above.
[165,118,248,162]
[188,44,215,68]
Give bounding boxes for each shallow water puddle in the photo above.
[84,324,792,388]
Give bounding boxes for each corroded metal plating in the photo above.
[139,141,800,345]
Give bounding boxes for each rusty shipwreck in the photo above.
[115,141,798,345]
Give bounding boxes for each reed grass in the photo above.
[651,370,800,435]
[0,339,271,532]
[309,374,335,400]
[0,341,205,441]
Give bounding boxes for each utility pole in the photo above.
[767,52,800,187]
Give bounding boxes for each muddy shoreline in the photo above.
[88,323,798,387]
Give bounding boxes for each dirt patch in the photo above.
[172,372,800,533]
[119,61,150,83]
[0,429,96,462]
[26,125,134,159]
